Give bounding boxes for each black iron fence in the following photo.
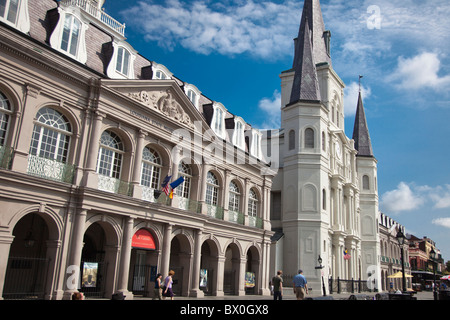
[274,274,373,295]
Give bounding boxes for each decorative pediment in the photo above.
[128,89,193,127]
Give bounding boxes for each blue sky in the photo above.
[103,0,450,261]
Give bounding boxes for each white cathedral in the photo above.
[269,0,381,292]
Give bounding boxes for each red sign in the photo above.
[132,229,156,250]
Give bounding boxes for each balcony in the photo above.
[27,155,74,183]
[98,174,133,196]
[0,145,13,169]
[60,0,126,36]
[229,210,244,225]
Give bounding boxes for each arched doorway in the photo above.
[3,213,50,299]
[224,243,241,295]
[128,228,159,297]
[80,221,119,298]
[245,246,260,295]
[169,234,192,296]
[200,239,219,295]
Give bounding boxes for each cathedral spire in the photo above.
[289,0,331,105]
[352,90,374,157]
[289,16,321,104]
[292,0,331,69]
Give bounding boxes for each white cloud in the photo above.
[380,182,425,213]
[388,52,450,90]
[343,81,371,116]
[432,217,450,229]
[257,90,281,129]
[381,182,450,214]
[121,0,299,60]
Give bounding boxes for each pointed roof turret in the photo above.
[352,90,374,157]
[289,0,331,105]
[292,0,332,69]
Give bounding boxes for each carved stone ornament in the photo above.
[129,89,193,127]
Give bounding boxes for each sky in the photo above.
[102,0,450,261]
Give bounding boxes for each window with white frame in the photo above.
[60,14,81,57]
[115,46,131,76]
[97,130,123,179]
[187,89,197,105]
[177,161,192,198]
[205,171,219,206]
[233,118,245,149]
[228,181,240,212]
[251,131,261,158]
[140,147,161,189]
[0,0,30,33]
[0,0,19,24]
[212,103,226,139]
[29,107,71,162]
[0,91,12,146]
[248,188,258,217]
[154,70,167,79]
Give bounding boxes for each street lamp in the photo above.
[315,255,327,296]
[396,228,407,293]
[429,248,438,300]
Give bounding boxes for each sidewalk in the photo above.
[132,288,436,301]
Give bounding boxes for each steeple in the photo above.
[289,17,321,104]
[289,0,331,105]
[352,90,374,157]
[292,0,332,69]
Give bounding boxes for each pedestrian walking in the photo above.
[153,273,163,300]
[293,269,308,300]
[163,270,175,300]
[272,270,283,300]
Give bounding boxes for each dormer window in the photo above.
[152,63,172,80]
[50,9,88,63]
[212,102,226,139]
[1,0,19,24]
[0,0,30,33]
[250,130,262,158]
[184,83,201,109]
[105,41,136,79]
[233,117,245,149]
[116,47,130,76]
[155,70,167,79]
[61,14,81,57]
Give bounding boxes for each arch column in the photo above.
[116,216,134,299]
[63,209,87,300]
[0,232,14,300]
[215,255,225,297]
[84,111,105,189]
[189,229,204,297]
[160,223,173,277]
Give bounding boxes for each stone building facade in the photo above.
[0,0,274,300]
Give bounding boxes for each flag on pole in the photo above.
[344,248,351,260]
[161,175,172,195]
[170,176,185,190]
[169,189,173,199]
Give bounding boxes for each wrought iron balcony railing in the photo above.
[27,155,74,183]
[0,145,13,169]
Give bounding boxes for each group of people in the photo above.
[153,270,175,300]
[271,269,308,300]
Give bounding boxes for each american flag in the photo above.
[161,175,171,195]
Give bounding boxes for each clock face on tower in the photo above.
[335,142,341,160]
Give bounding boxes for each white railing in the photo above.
[60,0,125,36]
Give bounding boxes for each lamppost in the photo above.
[429,248,438,301]
[396,228,407,293]
[315,255,327,296]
